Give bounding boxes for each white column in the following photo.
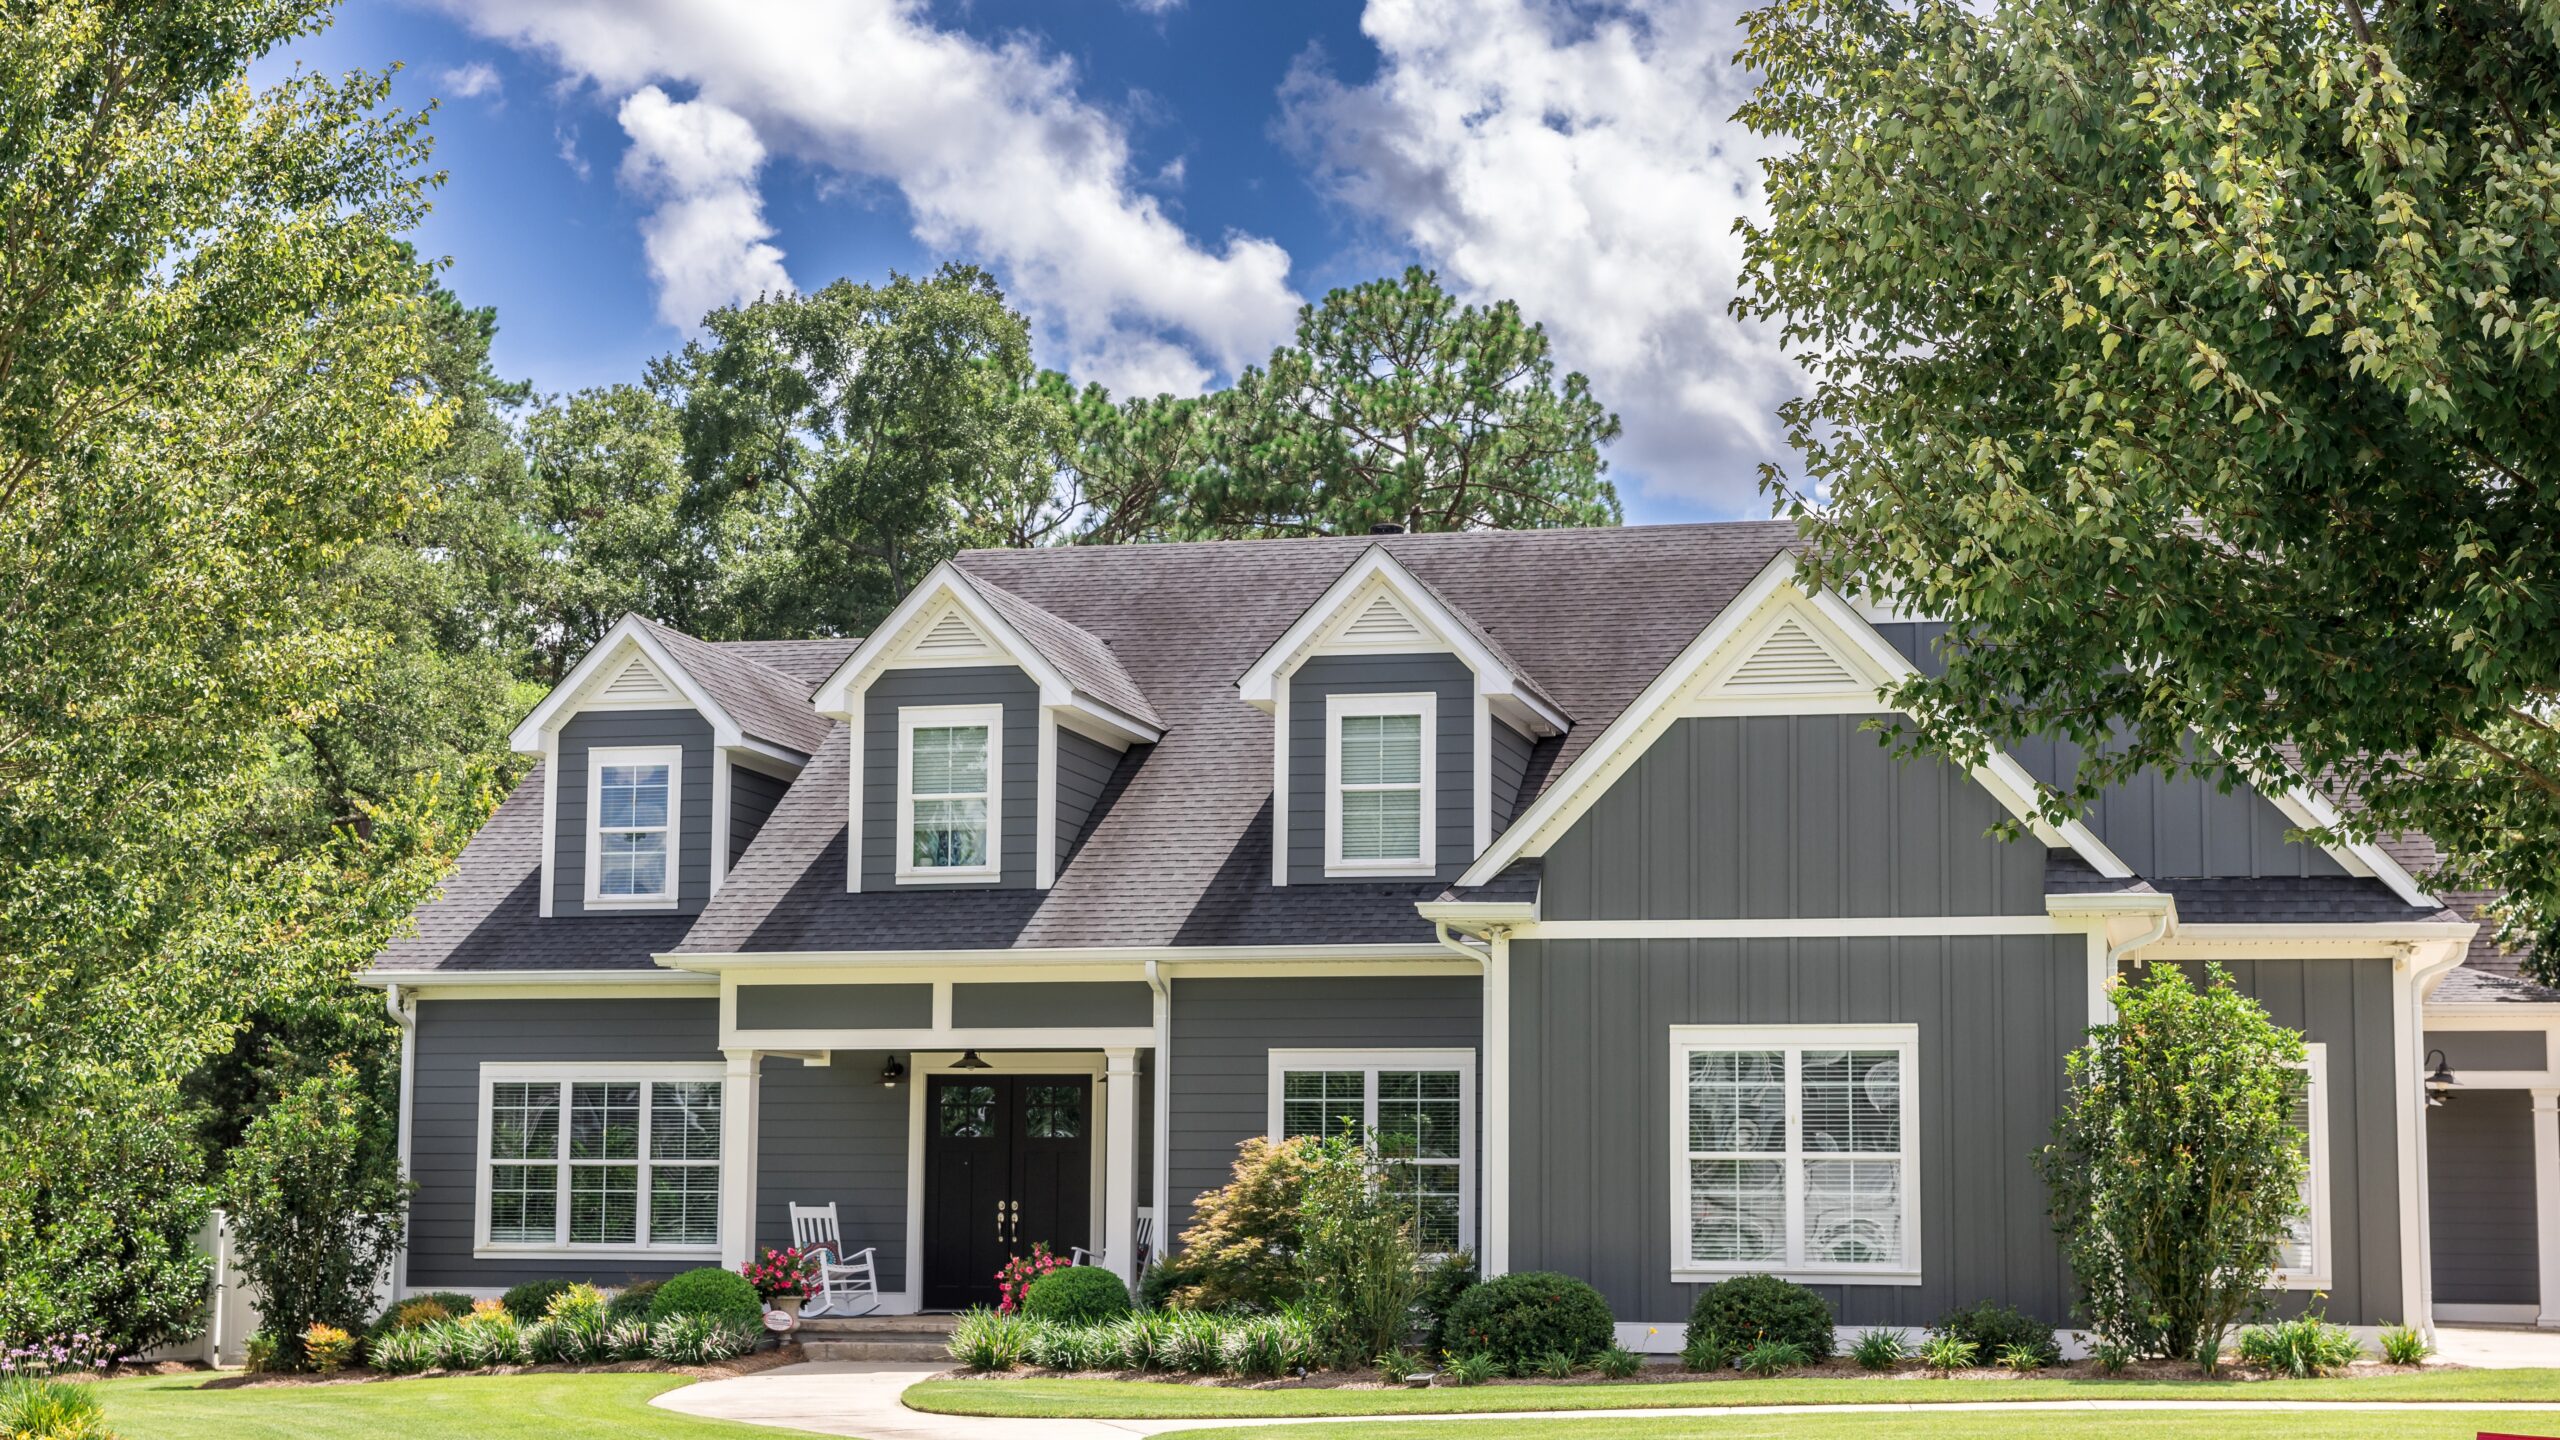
[1483,930,1511,1277]
[1103,1048,1140,1284]
[2535,1089,2560,1328]
[721,1049,762,1268]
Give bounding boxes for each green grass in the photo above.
[94,1370,834,1440]
[1155,1413,2560,1440]
[903,1367,2560,1419]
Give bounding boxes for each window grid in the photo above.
[1336,713,1425,862]
[1276,1065,1469,1254]
[483,1076,721,1251]
[594,759,673,900]
[908,724,992,870]
[1676,1033,1914,1280]
[2274,1045,2328,1287]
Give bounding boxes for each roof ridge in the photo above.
[641,618,824,697]
[952,518,1800,563]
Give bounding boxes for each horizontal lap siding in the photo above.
[1055,729,1121,865]
[755,1053,912,1291]
[554,709,715,916]
[862,666,1038,889]
[729,765,791,868]
[1169,977,1482,1236]
[1288,654,1475,885]
[2428,1089,2538,1306]
[408,998,721,1289]
[1511,935,2087,1328]
[2426,1029,2548,1073]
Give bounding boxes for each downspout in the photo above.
[1144,959,1170,1268]
[1435,922,1507,1275]
[384,983,417,1301]
[2105,909,2172,971]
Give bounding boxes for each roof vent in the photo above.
[1341,592,1427,645]
[597,652,679,704]
[910,608,993,658]
[1725,614,1859,690]
[1369,522,1406,535]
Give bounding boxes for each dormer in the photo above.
[1238,547,1568,887]
[813,564,1163,893]
[510,615,833,919]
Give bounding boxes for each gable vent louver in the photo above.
[1341,592,1427,645]
[598,653,678,704]
[1725,615,1859,690]
[910,608,992,658]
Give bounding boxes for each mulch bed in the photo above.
[935,1355,2454,1390]
[188,1342,805,1389]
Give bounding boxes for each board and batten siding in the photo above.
[2428,1088,2539,1308]
[551,709,715,916]
[1509,934,2087,1328]
[1287,654,1476,884]
[728,764,792,869]
[1540,714,2051,922]
[1168,977,1482,1234]
[407,998,723,1289]
[1054,728,1122,867]
[861,666,1038,889]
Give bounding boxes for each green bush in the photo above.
[1683,1274,1834,1367]
[0,1376,110,1440]
[1849,1328,1908,1370]
[2379,1325,2430,1366]
[221,1065,407,1370]
[1023,1266,1132,1326]
[501,1279,574,1321]
[1918,1333,1978,1372]
[375,1293,478,1335]
[1163,1136,1320,1310]
[1736,1338,1811,1376]
[605,1280,661,1323]
[647,1313,759,1365]
[649,1267,761,1328]
[1929,1301,2058,1369]
[947,1308,1030,1371]
[2234,1313,2362,1377]
[1594,1344,1644,1379]
[1415,1251,1478,1359]
[1439,1271,1614,1371]
[1442,1351,1500,1386]
[1136,1254,1193,1312]
[1294,1131,1422,1366]
[365,1325,437,1375]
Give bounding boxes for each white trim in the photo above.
[1484,931,1512,1276]
[1270,686,1290,888]
[1102,1048,1140,1281]
[1522,916,2083,941]
[659,943,1466,973]
[720,1050,758,1267]
[2275,1043,2333,1290]
[1266,1047,1477,1255]
[709,749,731,898]
[2401,937,2474,1337]
[1035,709,1059,890]
[1472,693,1492,858]
[359,969,716,993]
[2535,1089,2560,1328]
[510,615,746,753]
[2260,773,2440,907]
[1324,690,1438,876]
[845,699,865,893]
[389,987,416,1297]
[1668,1023,1923,1287]
[722,1023,1157,1053]
[895,704,1003,884]
[2438,1302,2544,1325]
[582,745,682,911]
[472,1062,727,1262]
[538,740,558,919]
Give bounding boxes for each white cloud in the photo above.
[1282,0,1799,515]
[616,87,794,331]
[430,0,1300,393]
[440,60,503,99]
[554,122,590,180]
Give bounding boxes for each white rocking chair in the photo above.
[789,1201,881,1318]
[1071,1207,1158,1273]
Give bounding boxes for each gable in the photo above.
[590,650,683,707]
[897,602,1004,665]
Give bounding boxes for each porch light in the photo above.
[2424,1049,2460,1107]
[880,1056,906,1088]
[952,1050,993,1071]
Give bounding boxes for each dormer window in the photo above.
[899,705,1002,881]
[1327,692,1436,875]
[587,746,680,908]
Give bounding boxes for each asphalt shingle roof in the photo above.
[967,576,1163,729]
[642,622,849,756]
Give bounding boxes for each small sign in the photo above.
[762,1308,799,1334]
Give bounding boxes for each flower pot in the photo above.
[767,1296,805,1321]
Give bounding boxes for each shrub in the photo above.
[741,1247,815,1303]
[1023,1266,1132,1326]
[301,1323,357,1373]
[384,1299,452,1333]
[605,1281,661,1323]
[2037,965,2308,1368]
[500,1280,574,1322]
[1168,1136,1322,1310]
[1997,1341,2045,1372]
[1594,1345,1644,1379]
[242,1331,279,1374]
[2089,1337,2134,1374]
[1415,1252,1479,1359]
[650,1268,761,1328]
[445,1309,525,1369]
[544,1283,606,1327]
[1440,1271,1614,1372]
[947,1308,1030,1371]
[221,1066,407,1370]
[0,1376,109,1440]
[1222,1315,1292,1378]
[1442,1351,1500,1386]
[1294,1131,1423,1365]
[1137,1254,1193,1313]
[1155,1310,1225,1373]
[1735,1339,1810,1376]
[1530,1348,1576,1379]
[2379,1325,2431,1366]
[1849,1328,1908,1371]
[366,1326,437,1375]
[647,1313,757,1365]
[1684,1274,1834,1367]
[606,1320,652,1362]
[2234,1313,2362,1377]
[1108,1311,1173,1370]
[1930,1302,2058,1369]
[1376,1347,1421,1383]
[994,1245,1072,1315]
[1918,1333,1978,1373]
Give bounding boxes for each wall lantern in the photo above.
[879,1056,907,1089]
[2424,1048,2460,1107]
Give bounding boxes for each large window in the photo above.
[898,705,1002,881]
[2275,1044,2331,1290]
[1270,1049,1473,1253]
[1670,1026,1920,1284]
[585,746,680,907]
[478,1066,723,1256]
[1324,692,1436,875]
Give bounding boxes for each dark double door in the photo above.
[923,1074,1094,1310]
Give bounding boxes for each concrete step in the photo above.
[798,1313,958,1335]
[798,1338,952,1364]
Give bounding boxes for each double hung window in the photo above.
[1325,693,1436,874]
[899,705,1002,880]
[1271,1050,1472,1253]
[480,1066,723,1255]
[2274,1044,2331,1289]
[585,746,680,907]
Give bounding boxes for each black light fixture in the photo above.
[951,1049,993,1071]
[879,1056,907,1089]
[2425,1048,2460,1107]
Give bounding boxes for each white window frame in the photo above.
[1668,1024,1923,1286]
[583,745,682,910]
[1267,1048,1475,1254]
[896,703,1004,883]
[2275,1043,2332,1290]
[1323,691,1437,877]
[472,1062,726,1261]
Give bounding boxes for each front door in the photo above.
[923,1073,1094,1310]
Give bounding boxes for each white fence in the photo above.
[140,1210,394,1368]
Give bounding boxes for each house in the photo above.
[360,521,2552,1343]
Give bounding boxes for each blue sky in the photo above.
[277,1,1789,522]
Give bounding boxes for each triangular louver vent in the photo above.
[1725,615,1859,690]
[1341,592,1426,645]
[597,652,678,704]
[910,608,993,658]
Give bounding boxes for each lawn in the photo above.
[94,1370,832,1440]
[1153,1413,2560,1440]
[903,1367,2560,1419]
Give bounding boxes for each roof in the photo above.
[966,576,1162,729]
[2433,966,2560,1005]
[2157,876,2460,925]
[641,621,848,756]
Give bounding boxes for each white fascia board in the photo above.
[658,943,1461,972]
[2043,891,2174,917]
[2163,920,2478,946]
[508,614,743,753]
[2261,775,2440,907]
[357,968,719,990]
[1414,899,1541,926]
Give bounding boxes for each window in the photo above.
[898,705,1002,881]
[585,746,680,907]
[1324,692,1436,875]
[1270,1050,1473,1253]
[1670,1026,1920,1284]
[2275,1044,2331,1289]
[477,1066,723,1256]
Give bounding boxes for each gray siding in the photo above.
[862,666,1038,889]
[1055,729,1121,868]
[1542,714,2050,922]
[729,764,792,869]
[408,998,722,1289]
[951,981,1153,1029]
[1168,977,1482,1234]
[552,709,715,916]
[1288,654,1476,884]
[735,983,933,1031]
[2427,1029,2549,1073]
[2428,1089,2539,1306]
[2150,957,2407,1321]
[1490,718,1535,830]
[1511,934,2086,1327]
[755,1052,912,1291]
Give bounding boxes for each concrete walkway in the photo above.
[652,1360,2560,1439]
[2439,1325,2560,1369]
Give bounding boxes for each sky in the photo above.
[273,0,1795,522]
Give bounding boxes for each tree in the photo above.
[1070,268,1624,541]
[1733,0,2560,970]
[0,1075,214,1356]
[222,1064,407,1368]
[2036,965,2308,1368]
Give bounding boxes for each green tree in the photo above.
[1733,0,2560,969]
[2036,965,2308,1367]
[0,1075,214,1355]
[1071,268,1624,541]
[222,1064,407,1368]
[1294,1131,1423,1367]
